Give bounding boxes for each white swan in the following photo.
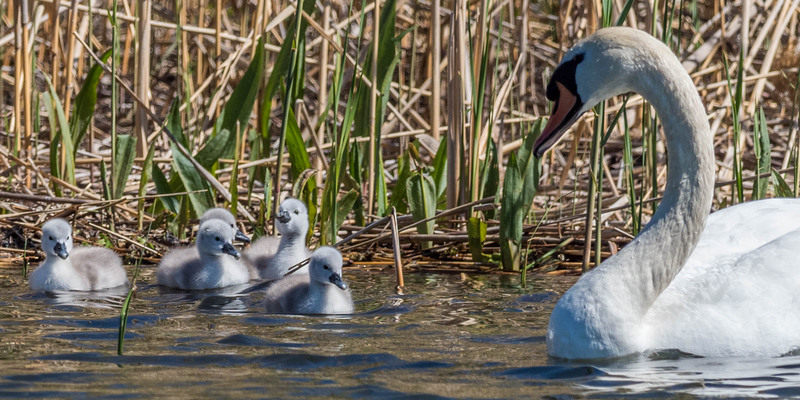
[264,246,353,314]
[535,27,800,360]
[243,198,311,280]
[30,218,129,291]
[157,219,250,290]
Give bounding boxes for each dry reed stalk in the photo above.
[430,0,441,141]
[446,0,466,211]
[367,0,380,218]
[315,4,330,188]
[748,0,800,114]
[390,207,405,293]
[135,0,152,157]
[74,33,255,222]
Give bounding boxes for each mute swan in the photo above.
[30,218,129,291]
[157,219,250,290]
[199,208,251,244]
[536,27,800,360]
[243,198,311,280]
[264,246,353,314]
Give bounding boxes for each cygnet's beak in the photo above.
[276,210,291,224]
[328,272,348,290]
[53,242,69,260]
[234,229,251,244]
[222,242,241,260]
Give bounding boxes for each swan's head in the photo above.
[199,208,250,244]
[196,220,241,260]
[309,246,348,290]
[41,218,74,260]
[534,27,656,157]
[276,198,309,237]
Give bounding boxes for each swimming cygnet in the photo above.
[199,208,250,244]
[157,219,250,290]
[264,246,353,314]
[243,198,311,280]
[29,218,129,291]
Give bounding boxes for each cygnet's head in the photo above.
[275,198,309,237]
[200,208,250,243]
[41,218,74,260]
[196,220,241,259]
[309,246,347,290]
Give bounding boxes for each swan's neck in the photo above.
[597,47,715,316]
[547,28,715,359]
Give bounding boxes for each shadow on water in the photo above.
[3,264,800,398]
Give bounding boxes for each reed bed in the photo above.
[0,0,798,278]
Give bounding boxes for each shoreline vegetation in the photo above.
[0,0,798,283]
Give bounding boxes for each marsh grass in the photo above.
[0,0,798,275]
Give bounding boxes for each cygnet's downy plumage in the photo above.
[30,218,129,291]
[264,246,353,314]
[157,219,250,290]
[244,198,311,280]
[199,208,250,244]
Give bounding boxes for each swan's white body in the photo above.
[30,219,129,291]
[541,27,800,359]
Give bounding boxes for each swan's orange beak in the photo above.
[533,82,583,158]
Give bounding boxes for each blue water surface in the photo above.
[2,263,799,399]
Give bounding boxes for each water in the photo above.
[3,262,800,398]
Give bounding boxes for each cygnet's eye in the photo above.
[49,236,54,240]
[293,210,299,215]
[215,236,221,241]
[323,265,329,270]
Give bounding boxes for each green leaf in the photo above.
[431,137,448,201]
[336,189,360,229]
[151,164,180,214]
[771,169,794,198]
[165,100,214,214]
[389,149,411,213]
[467,216,487,263]
[112,134,137,199]
[43,77,75,184]
[406,173,436,249]
[71,49,111,154]
[198,37,265,165]
[753,106,771,200]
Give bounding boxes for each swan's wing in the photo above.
[645,199,800,356]
[689,198,800,266]
[69,247,129,290]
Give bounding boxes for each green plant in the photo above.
[499,120,543,271]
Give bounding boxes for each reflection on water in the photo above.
[2,262,800,398]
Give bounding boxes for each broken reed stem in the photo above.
[390,207,405,293]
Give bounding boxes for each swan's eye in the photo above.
[49,236,54,240]
[574,53,584,63]
[293,210,299,215]
[323,265,329,270]
[230,224,235,228]
[215,236,221,241]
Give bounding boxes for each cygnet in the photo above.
[157,219,250,290]
[199,208,250,243]
[30,218,129,291]
[264,246,353,314]
[244,198,311,280]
